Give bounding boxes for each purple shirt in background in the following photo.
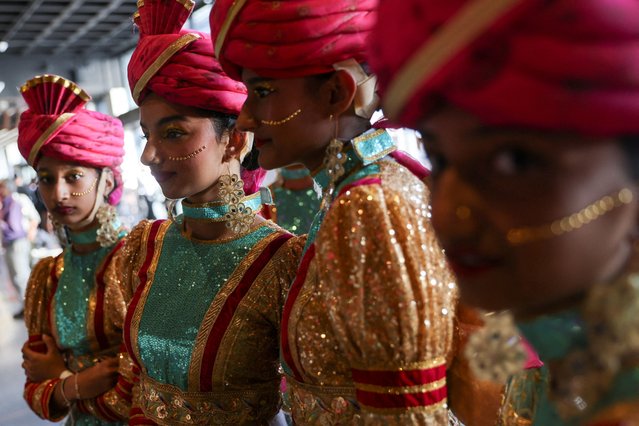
[1,195,26,246]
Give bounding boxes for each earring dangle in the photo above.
[218,168,253,234]
[95,203,120,247]
[464,311,527,383]
[320,114,347,212]
[49,213,69,247]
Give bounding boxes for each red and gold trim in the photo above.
[199,233,293,391]
[123,220,166,369]
[351,358,447,412]
[94,240,125,351]
[281,243,316,382]
[132,33,202,103]
[383,0,524,120]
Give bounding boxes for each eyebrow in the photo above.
[140,115,189,129]
[246,76,273,86]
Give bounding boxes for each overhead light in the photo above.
[0,41,8,53]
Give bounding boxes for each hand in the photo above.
[21,335,66,382]
[75,357,119,400]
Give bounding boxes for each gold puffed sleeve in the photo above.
[118,219,153,298]
[76,240,136,421]
[23,255,68,421]
[316,164,457,425]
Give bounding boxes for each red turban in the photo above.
[210,0,378,81]
[18,75,125,205]
[127,0,246,115]
[370,0,639,137]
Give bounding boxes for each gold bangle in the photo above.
[59,369,73,379]
[73,373,81,400]
[60,377,72,407]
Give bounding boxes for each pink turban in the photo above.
[370,0,639,137]
[127,0,247,115]
[18,75,125,205]
[210,0,378,81]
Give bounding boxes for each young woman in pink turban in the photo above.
[120,1,304,424]
[210,1,458,423]
[18,75,132,424]
[371,0,639,424]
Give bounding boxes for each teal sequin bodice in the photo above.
[55,229,126,426]
[516,309,639,425]
[137,220,276,390]
[272,186,320,234]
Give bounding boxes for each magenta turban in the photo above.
[128,0,247,115]
[18,75,125,205]
[370,0,639,137]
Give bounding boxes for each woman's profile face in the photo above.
[420,105,639,318]
[36,157,102,228]
[237,69,332,171]
[139,93,228,201]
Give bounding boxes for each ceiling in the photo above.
[0,0,209,58]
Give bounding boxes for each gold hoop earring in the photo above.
[260,108,301,126]
[71,177,97,197]
[507,188,634,245]
[168,145,206,161]
[48,213,68,246]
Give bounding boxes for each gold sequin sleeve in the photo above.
[270,232,307,325]
[118,220,152,298]
[23,256,68,421]
[316,165,457,424]
[76,241,136,421]
[111,220,152,421]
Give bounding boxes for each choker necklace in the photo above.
[182,191,264,221]
[68,226,99,245]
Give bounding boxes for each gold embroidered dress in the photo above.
[120,217,303,425]
[280,129,457,425]
[23,229,133,425]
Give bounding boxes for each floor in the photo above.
[0,260,49,426]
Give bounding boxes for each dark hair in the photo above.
[619,136,639,180]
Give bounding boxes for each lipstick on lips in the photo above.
[444,248,502,278]
[54,205,75,216]
[254,137,270,148]
[151,170,174,183]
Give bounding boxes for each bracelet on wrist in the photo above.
[59,377,72,407]
[59,369,73,379]
[73,373,81,400]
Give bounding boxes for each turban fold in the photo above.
[128,0,246,115]
[18,75,125,205]
[210,0,378,81]
[371,0,639,137]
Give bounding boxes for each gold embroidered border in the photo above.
[28,113,75,165]
[352,356,446,372]
[287,259,319,384]
[383,0,522,120]
[188,231,278,390]
[214,0,249,58]
[140,374,279,424]
[133,33,202,103]
[129,221,170,374]
[48,255,66,347]
[354,378,445,395]
[86,284,99,354]
[20,74,90,100]
[211,233,291,386]
[286,374,356,398]
[359,398,448,415]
